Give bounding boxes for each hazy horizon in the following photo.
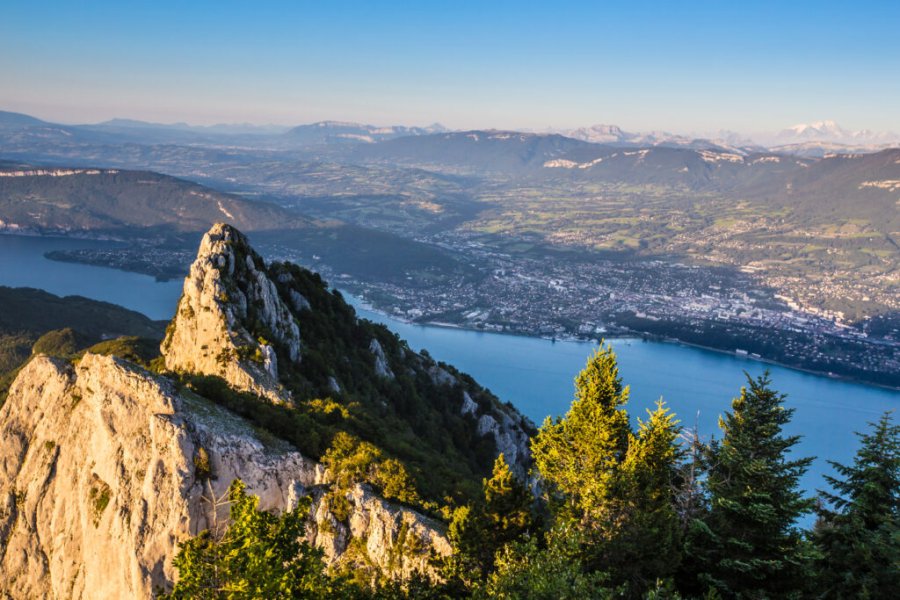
[3,1,899,135]
[3,106,894,143]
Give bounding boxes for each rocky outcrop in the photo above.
[161,223,300,404]
[460,391,478,416]
[427,363,534,477]
[0,354,194,599]
[0,353,450,598]
[164,223,534,476]
[369,339,394,379]
[307,484,451,580]
[476,410,532,473]
[0,222,544,597]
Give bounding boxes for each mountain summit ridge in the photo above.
[162,224,301,403]
[0,222,534,597]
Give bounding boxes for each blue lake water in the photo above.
[0,235,184,320]
[2,234,897,512]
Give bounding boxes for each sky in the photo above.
[2,1,899,134]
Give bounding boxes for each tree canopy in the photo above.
[815,411,900,598]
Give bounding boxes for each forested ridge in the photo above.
[166,345,899,599]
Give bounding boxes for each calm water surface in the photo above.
[0,235,183,320]
[2,234,897,506]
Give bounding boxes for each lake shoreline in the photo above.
[349,294,900,393]
[2,232,898,512]
[5,231,899,392]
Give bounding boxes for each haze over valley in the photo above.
[1,108,898,386]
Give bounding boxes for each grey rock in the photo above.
[161,224,301,404]
[369,339,394,379]
[460,391,478,416]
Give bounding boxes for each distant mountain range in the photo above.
[284,120,447,145]
[558,120,900,157]
[774,120,899,144]
[93,118,291,135]
[3,109,896,157]
[558,124,757,154]
[0,110,447,148]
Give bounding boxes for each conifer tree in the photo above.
[482,453,534,548]
[614,401,683,591]
[531,343,631,524]
[815,411,900,598]
[531,344,683,595]
[697,372,815,598]
[446,453,534,585]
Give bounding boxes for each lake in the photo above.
[2,234,897,509]
[0,235,183,320]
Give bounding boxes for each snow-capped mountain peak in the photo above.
[565,123,629,143]
[781,120,848,139]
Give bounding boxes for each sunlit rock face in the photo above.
[162,223,300,404]
[0,352,450,598]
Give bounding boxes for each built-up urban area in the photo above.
[273,232,900,388]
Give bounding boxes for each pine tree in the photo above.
[613,401,683,591]
[446,454,534,585]
[697,372,815,598]
[531,344,683,596]
[483,453,534,548]
[531,343,631,524]
[815,411,900,598]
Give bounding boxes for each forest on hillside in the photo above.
[163,345,899,599]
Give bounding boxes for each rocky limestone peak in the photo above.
[0,352,450,598]
[161,223,301,404]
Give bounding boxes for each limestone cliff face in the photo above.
[0,354,194,599]
[162,223,533,476]
[0,222,540,598]
[161,223,300,404]
[0,354,450,598]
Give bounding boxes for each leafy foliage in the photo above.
[83,336,162,369]
[322,431,422,512]
[161,480,352,599]
[477,526,615,600]
[531,344,631,522]
[0,286,165,404]
[530,344,683,595]
[446,454,536,587]
[186,258,525,509]
[613,401,683,592]
[31,327,87,357]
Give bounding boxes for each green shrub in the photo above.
[89,478,112,527]
[193,446,212,480]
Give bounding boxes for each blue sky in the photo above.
[2,1,898,133]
